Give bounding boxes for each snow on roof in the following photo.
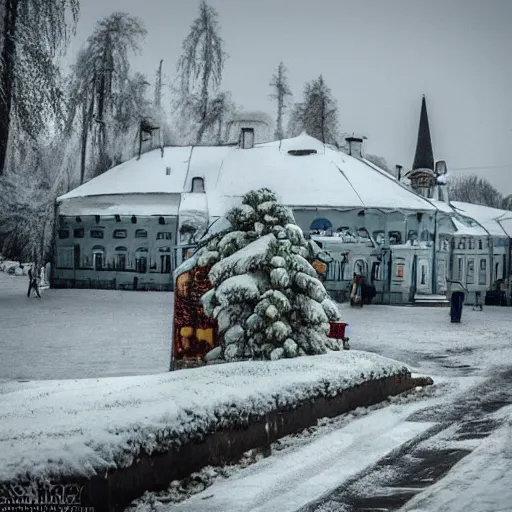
[451,216,488,237]
[205,134,435,217]
[426,198,455,214]
[496,217,512,237]
[57,134,467,220]
[57,146,230,202]
[451,201,509,237]
[58,193,181,217]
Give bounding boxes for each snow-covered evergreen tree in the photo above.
[195,188,343,362]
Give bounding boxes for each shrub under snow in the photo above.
[196,188,343,362]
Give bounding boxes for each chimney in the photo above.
[240,128,255,149]
[395,164,403,181]
[345,136,364,158]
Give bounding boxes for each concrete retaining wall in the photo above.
[0,372,432,512]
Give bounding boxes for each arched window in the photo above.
[310,218,332,232]
[372,230,385,245]
[388,231,402,245]
[135,229,147,238]
[135,247,148,273]
[357,228,369,239]
[92,245,105,271]
[191,177,205,193]
[159,247,171,274]
[408,230,418,241]
[354,259,367,276]
[114,246,127,271]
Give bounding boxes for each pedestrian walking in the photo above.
[27,265,41,298]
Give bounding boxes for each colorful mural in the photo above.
[172,264,219,365]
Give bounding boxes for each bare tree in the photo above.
[365,153,394,175]
[177,0,227,143]
[0,0,80,175]
[66,12,147,181]
[449,175,504,209]
[269,62,292,140]
[0,135,69,264]
[288,75,339,144]
[502,194,512,211]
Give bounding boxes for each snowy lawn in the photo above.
[0,350,408,483]
[0,272,172,380]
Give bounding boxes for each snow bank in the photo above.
[0,351,408,483]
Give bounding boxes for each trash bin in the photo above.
[450,291,465,323]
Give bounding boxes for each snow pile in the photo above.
[195,188,343,362]
[0,350,409,483]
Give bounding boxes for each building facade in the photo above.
[53,102,512,304]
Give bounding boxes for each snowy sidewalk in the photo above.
[168,400,437,512]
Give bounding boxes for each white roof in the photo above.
[451,216,488,237]
[57,146,231,201]
[451,202,509,237]
[496,217,512,237]
[64,136,512,231]
[204,134,435,217]
[426,198,455,214]
[58,193,181,216]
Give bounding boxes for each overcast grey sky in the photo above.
[67,0,512,194]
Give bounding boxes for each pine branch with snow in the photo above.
[196,188,342,363]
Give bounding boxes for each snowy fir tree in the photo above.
[195,188,344,362]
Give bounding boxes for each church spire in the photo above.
[412,95,434,171]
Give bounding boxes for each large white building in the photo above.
[54,103,512,305]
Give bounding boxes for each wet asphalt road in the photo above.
[299,365,512,512]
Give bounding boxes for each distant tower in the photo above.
[405,95,436,197]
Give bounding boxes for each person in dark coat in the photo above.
[27,266,41,298]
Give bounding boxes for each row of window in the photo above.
[59,228,173,241]
[453,238,489,251]
[456,257,488,285]
[310,225,432,246]
[57,245,172,274]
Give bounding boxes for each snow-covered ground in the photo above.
[342,302,512,378]
[0,350,407,483]
[2,270,512,511]
[0,272,172,381]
